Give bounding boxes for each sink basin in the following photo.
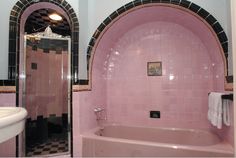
[0,107,27,143]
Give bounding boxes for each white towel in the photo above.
[223,99,230,126]
[208,92,223,129]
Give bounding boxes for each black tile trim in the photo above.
[189,3,201,13]
[197,8,209,19]
[180,0,190,8]
[170,0,180,5]
[0,80,15,86]
[226,76,233,83]
[217,32,228,43]
[78,80,89,85]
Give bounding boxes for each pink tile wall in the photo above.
[25,47,68,120]
[0,93,16,156]
[104,21,219,130]
[74,5,233,155]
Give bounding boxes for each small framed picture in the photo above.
[147,62,162,76]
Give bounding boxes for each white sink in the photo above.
[0,107,27,143]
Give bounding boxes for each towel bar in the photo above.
[221,94,233,101]
[208,93,233,101]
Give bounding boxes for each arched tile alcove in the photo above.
[84,2,233,147]
[85,0,231,90]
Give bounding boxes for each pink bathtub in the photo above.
[82,124,234,157]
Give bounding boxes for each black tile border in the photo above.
[7,0,76,156]
[86,0,230,86]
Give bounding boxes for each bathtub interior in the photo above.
[82,4,234,153]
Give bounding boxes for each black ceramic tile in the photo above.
[180,0,191,8]
[221,42,228,53]
[212,22,223,34]
[16,1,24,8]
[89,38,96,47]
[93,30,100,40]
[31,63,37,70]
[152,0,161,2]
[9,39,16,53]
[205,15,217,26]
[73,32,79,43]
[20,0,28,5]
[10,16,17,22]
[217,32,228,43]
[73,56,78,67]
[226,76,233,83]
[124,2,135,10]
[78,80,89,85]
[117,6,126,14]
[97,23,106,32]
[87,46,93,56]
[170,0,180,5]
[4,80,15,86]
[110,11,119,20]
[133,0,142,6]
[13,5,21,12]
[142,0,151,4]
[0,80,4,86]
[9,53,16,66]
[197,8,209,19]
[189,3,200,13]
[11,11,19,17]
[103,17,111,26]
[161,0,170,3]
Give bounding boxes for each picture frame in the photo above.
[147,62,162,76]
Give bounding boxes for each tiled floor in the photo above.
[26,138,68,157]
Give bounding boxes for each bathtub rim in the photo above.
[81,123,234,155]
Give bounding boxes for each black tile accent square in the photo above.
[197,8,209,19]
[222,42,228,53]
[212,22,223,34]
[103,17,112,26]
[133,0,142,6]
[180,0,191,8]
[189,3,200,13]
[170,0,180,5]
[110,11,119,20]
[117,6,126,14]
[31,63,37,70]
[218,32,228,43]
[87,46,93,56]
[161,0,170,3]
[97,23,106,32]
[124,2,135,10]
[205,15,217,26]
[226,76,233,83]
[43,48,49,53]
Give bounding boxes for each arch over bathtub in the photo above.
[85,0,230,90]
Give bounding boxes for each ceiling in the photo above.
[25,8,71,36]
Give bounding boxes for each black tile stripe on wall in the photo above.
[86,0,230,85]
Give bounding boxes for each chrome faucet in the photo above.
[94,107,106,120]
